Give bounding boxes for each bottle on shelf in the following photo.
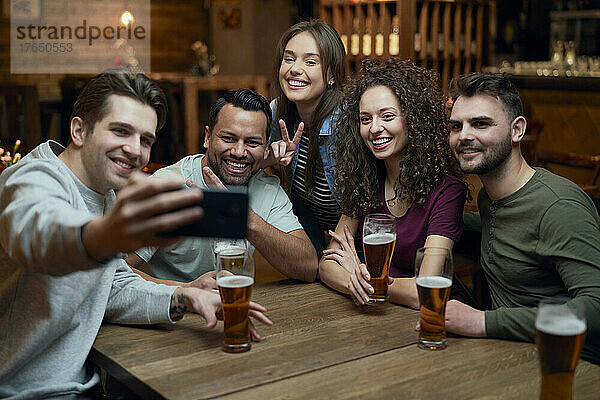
[363,14,373,56]
[341,33,349,55]
[389,16,400,56]
[350,17,360,56]
[375,6,385,56]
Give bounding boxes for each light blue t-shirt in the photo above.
[136,154,302,282]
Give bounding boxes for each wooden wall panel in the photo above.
[150,0,209,73]
[521,89,600,184]
[0,0,209,98]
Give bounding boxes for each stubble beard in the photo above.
[459,132,513,176]
[206,152,254,186]
[81,146,123,194]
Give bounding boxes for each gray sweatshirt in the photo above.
[0,141,177,399]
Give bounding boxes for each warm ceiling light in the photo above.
[121,11,134,26]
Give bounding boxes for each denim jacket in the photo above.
[269,100,340,253]
[269,100,338,201]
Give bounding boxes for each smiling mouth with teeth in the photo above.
[114,159,134,169]
[224,159,249,172]
[372,138,392,145]
[288,79,308,88]
[371,137,393,149]
[460,148,482,155]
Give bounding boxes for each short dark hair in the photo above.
[70,67,168,133]
[208,89,272,139]
[449,72,523,123]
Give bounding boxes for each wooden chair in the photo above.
[535,150,600,200]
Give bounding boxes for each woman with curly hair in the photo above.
[264,20,346,255]
[319,58,466,308]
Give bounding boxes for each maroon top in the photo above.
[359,175,466,278]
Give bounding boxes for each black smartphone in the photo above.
[162,186,248,239]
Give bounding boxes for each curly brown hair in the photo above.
[333,58,462,218]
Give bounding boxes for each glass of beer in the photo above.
[415,247,453,350]
[536,299,586,400]
[362,213,396,303]
[216,249,254,353]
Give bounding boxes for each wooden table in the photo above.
[91,281,600,400]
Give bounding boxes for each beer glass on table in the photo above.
[415,247,453,350]
[536,299,586,400]
[362,213,396,303]
[216,249,254,353]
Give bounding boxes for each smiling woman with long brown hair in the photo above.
[265,20,346,255]
[319,58,467,308]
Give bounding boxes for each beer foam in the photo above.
[363,233,396,245]
[416,276,452,289]
[218,275,254,288]
[217,247,246,256]
[536,316,586,336]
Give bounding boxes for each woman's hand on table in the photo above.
[322,225,382,305]
[322,225,360,273]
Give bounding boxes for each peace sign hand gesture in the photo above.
[263,119,304,167]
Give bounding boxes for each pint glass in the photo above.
[216,249,254,353]
[536,299,586,400]
[415,247,453,350]
[362,213,396,303]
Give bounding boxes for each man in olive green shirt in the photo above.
[446,72,600,363]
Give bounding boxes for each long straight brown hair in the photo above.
[271,20,346,195]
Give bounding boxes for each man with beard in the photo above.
[127,89,318,284]
[444,72,600,363]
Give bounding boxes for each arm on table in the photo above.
[444,300,487,337]
[413,233,486,336]
[125,252,217,290]
[248,209,317,282]
[389,234,456,309]
[203,165,317,282]
[108,258,271,339]
[318,214,361,296]
[484,200,600,345]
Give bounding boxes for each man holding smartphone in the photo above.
[0,70,272,399]
[127,89,318,286]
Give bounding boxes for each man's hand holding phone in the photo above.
[160,167,248,239]
[83,172,204,261]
